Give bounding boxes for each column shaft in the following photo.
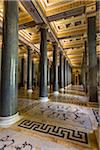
[50,64,53,92]
[59,52,64,89]
[84,41,88,93]
[27,47,32,91]
[66,60,68,85]
[39,27,48,98]
[32,60,34,87]
[47,60,50,86]
[68,64,71,85]
[0,1,18,116]
[53,44,58,92]
[88,16,98,102]
[68,64,69,85]
[64,58,67,87]
[21,57,24,87]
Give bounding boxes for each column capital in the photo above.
[64,56,67,60]
[26,45,31,50]
[39,24,48,30]
[86,3,96,18]
[83,33,87,41]
[52,42,58,46]
[59,50,63,55]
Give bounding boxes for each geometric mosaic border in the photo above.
[18,119,88,144]
[92,109,100,126]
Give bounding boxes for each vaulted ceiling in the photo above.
[0,0,100,67]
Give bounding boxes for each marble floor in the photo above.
[64,85,86,96]
[0,85,99,150]
[18,87,39,100]
[0,129,69,150]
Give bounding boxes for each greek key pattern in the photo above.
[18,119,88,144]
[92,109,100,126]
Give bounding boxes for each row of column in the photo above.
[20,42,71,96]
[39,28,72,100]
[0,1,98,126]
[0,0,71,118]
[20,50,34,90]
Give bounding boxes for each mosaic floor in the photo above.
[0,129,70,150]
[16,99,99,149]
[64,85,86,96]
[0,85,99,150]
[49,93,89,106]
[18,87,39,100]
[18,100,99,130]
[23,102,92,129]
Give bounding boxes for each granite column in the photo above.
[0,1,19,126]
[21,57,25,87]
[59,52,64,91]
[88,16,98,102]
[53,43,59,95]
[27,47,32,92]
[39,25,48,101]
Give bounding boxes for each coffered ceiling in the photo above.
[0,0,99,67]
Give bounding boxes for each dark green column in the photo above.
[47,59,50,87]
[21,57,25,87]
[53,43,59,94]
[59,52,64,91]
[32,59,34,87]
[84,41,88,93]
[64,58,67,88]
[39,26,48,101]
[27,47,32,92]
[88,16,98,102]
[0,1,18,117]
[66,60,68,86]
[50,64,53,92]
[67,64,69,85]
[69,65,72,84]
[67,63,71,85]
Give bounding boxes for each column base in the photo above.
[0,112,20,127]
[48,85,50,89]
[67,84,72,87]
[53,91,59,96]
[65,86,68,89]
[60,88,65,92]
[27,89,33,93]
[40,97,49,102]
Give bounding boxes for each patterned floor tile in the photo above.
[18,119,89,145]
[0,129,70,150]
[49,93,89,106]
[0,85,99,150]
[18,99,39,114]
[92,108,100,126]
[24,102,92,130]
